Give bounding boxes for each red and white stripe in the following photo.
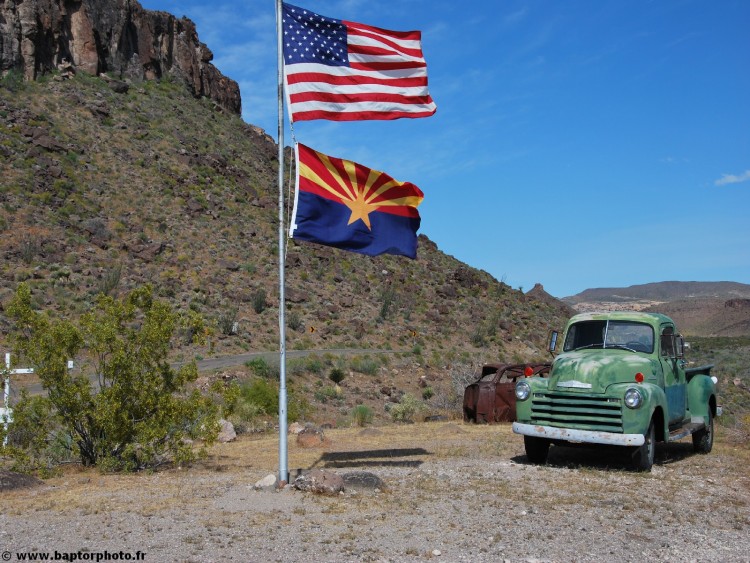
[284,21,436,122]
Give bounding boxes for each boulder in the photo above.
[341,471,385,492]
[217,419,236,443]
[296,425,325,448]
[293,469,344,495]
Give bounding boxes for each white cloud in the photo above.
[715,170,750,186]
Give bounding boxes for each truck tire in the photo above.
[632,421,655,472]
[692,411,713,454]
[524,436,550,464]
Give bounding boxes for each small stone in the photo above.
[253,474,277,491]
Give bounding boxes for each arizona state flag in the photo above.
[289,143,424,258]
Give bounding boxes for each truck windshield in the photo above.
[563,320,654,353]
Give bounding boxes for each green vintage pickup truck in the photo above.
[512,311,719,471]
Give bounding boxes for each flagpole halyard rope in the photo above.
[284,127,298,262]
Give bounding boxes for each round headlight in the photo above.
[516,381,531,401]
[624,387,642,409]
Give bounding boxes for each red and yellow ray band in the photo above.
[297,143,423,230]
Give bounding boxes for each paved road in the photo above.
[7,348,395,397]
[190,348,394,372]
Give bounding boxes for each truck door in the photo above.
[660,326,686,424]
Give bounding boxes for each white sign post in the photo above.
[2,352,34,447]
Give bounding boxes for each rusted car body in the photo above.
[463,363,551,423]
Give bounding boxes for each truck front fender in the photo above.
[617,382,668,441]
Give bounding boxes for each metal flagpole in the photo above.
[275,0,289,484]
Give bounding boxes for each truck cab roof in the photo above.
[566,311,675,327]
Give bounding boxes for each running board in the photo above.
[668,422,704,442]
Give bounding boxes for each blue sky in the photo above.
[140,0,749,298]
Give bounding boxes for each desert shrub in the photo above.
[378,286,397,320]
[1,69,25,92]
[390,394,423,423]
[287,311,303,332]
[304,354,324,374]
[470,326,488,347]
[2,391,70,475]
[252,289,267,313]
[287,358,307,376]
[351,405,373,427]
[232,377,311,425]
[217,307,238,336]
[237,377,277,416]
[244,357,276,379]
[350,355,379,376]
[227,400,265,434]
[97,263,122,296]
[422,386,434,400]
[4,283,220,472]
[314,385,341,403]
[328,367,346,385]
[430,361,480,412]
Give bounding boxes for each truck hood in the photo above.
[549,350,656,394]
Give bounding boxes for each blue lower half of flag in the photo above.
[291,192,420,258]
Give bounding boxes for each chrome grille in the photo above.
[530,392,623,432]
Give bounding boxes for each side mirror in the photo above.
[549,331,559,354]
[676,335,686,359]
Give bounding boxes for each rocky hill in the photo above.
[563,281,750,336]
[0,0,240,113]
[0,15,571,400]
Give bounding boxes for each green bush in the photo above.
[378,286,397,320]
[97,263,122,296]
[287,311,303,332]
[232,377,311,424]
[313,385,341,403]
[2,391,69,475]
[244,357,276,379]
[252,289,267,313]
[350,355,379,376]
[4,283,220,472]
[351,405,373,427]
[328,367,346,385]
[217,307,238,336]
[304,354,324,374]
[390,394,423,423]
[238,377,278,416]
[1,69,25,93]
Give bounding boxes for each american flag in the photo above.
[281,2,437,122]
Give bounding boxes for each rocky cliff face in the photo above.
[0,0,241,113]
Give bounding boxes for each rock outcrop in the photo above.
[0,0,240,113]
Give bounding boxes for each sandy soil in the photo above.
[1,422,748,562]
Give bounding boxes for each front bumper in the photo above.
[512,422,645,447]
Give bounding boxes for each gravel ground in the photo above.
[1,422,748,562]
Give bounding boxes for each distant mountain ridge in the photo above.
[563,281,750,336]
[563,281,750,304]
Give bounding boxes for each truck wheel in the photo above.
[632,421,655,472]
[524,436,550,464]
[692,411,713,454]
